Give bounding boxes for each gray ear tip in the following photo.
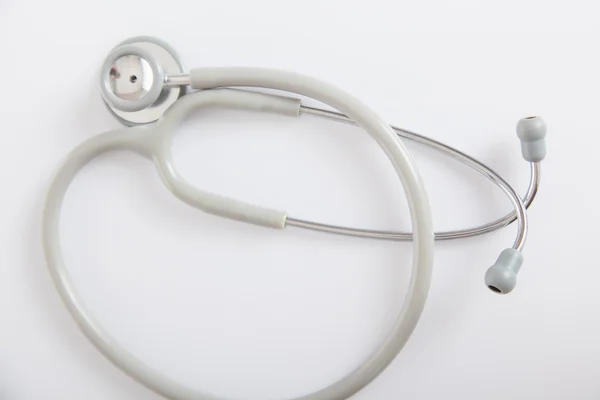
[516,116,547,139]
[484,248,523,295]
[516,116,547,162]
[485,266,517,294]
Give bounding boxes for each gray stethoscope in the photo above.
[42,36,547,400]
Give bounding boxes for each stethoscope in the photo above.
[42,36,547,400]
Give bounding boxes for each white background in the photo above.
[1,1,599,399]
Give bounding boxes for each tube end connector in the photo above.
[516,116,547,162]
[484,248,524,294]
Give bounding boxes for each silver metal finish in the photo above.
[165,73,191,87]
[288,106,535,250]
[108,55,155,102]
[103,37,187,126]
[100,44,164,114]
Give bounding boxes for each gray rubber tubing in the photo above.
[43,78,435,400]
[149,89,300,228]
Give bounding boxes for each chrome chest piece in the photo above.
[100,36,186,125]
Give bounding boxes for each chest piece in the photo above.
[100,36,186,126]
